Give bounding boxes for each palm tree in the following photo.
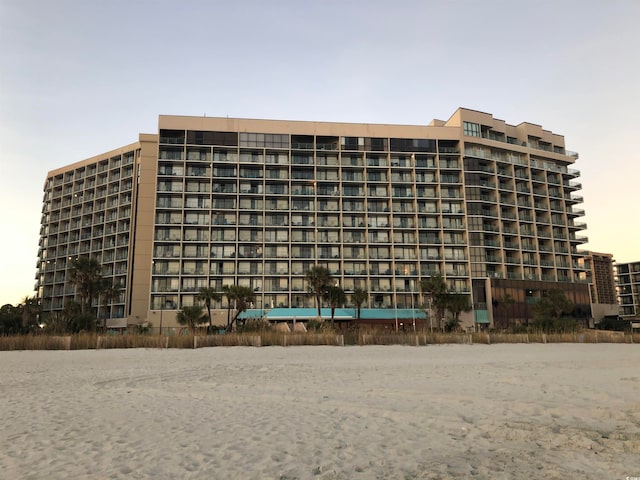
[98,279,121,332]
[68,256,102,314]
[176,305,206,333]
[351,287,368,325]
[420,274,448,331]
[63,300,96,333]
[305,266,333,319]
[197,286,222,332]
[222,285,234,329]
[0,303,22,334]
[226,285,254,332]
[443,293,472,332]
[324,285,346,325]
[20,295,41,331]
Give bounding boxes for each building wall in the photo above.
[617,261,640,318]
[37,142,142,319]
[580,251,616,304]
[590,303,620,325]
[36,108,588,330]
[487,278,591,329]
[578,251,617,323]
[128,134,159,326]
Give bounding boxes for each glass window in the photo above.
[442,201,463,214]
[265,153,289,164]
[389,138,436,152]
[444,247,467,260]
[341,137,364,150]
[159,130,185,144]
[213,150,238,162]
[187,131,238,146]
[238,153,263,166]
[421,247,441,260]
[239,132,289,148]
[463,122,481,137]
[186,147,212,161]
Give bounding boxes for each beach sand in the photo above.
[1,344,639,479]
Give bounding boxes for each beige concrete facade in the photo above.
[36,108,590,330]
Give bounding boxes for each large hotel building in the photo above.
[36,108,592,329]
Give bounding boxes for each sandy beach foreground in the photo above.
[1,344,639,480]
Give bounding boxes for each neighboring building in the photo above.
[36,108,591,331]
[578,251,619,325]
[617,261,640,318]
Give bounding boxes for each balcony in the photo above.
[484,239,501,247]
[569,222,587,230]
[290,142,315,150]
[569,235,588,243]
[438,147,460,154]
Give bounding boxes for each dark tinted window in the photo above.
[187,130,238,146]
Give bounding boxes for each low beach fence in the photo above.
[0,330,637,351]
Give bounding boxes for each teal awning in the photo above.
[265,308,352,321]
[237,309,265,320]
[262,308,425,321]
[358,308,426,320]
[474,310,490,324]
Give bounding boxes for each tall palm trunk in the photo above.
[205,300,212,331]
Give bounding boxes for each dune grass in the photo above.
[0,330,637,351]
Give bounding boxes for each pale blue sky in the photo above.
[1,0,638,306]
